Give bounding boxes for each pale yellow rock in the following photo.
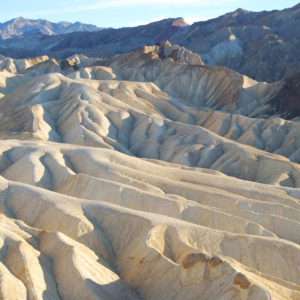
[0,47,299,299]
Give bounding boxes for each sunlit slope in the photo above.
[0,46,300,299]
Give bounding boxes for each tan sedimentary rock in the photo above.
[0,46,300,299]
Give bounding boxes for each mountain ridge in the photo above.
[1,4,300,82]
[0,17,102,40]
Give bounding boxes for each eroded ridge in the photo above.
[0,46,300,299]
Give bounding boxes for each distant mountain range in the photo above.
[1,3,300,82]
[0,17,101,40]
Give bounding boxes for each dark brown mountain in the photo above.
[173,4,300,82]
[0,17,189,59]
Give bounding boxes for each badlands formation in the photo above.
[1,43,300,299]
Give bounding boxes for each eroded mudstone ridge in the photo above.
[0,43,300,299]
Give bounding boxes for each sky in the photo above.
[0,0,299,28]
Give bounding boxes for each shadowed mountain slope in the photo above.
[1,4,300,82]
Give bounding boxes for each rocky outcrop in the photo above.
[234,273,252,289]
[156,40,204,65]
[182,253,223,268]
